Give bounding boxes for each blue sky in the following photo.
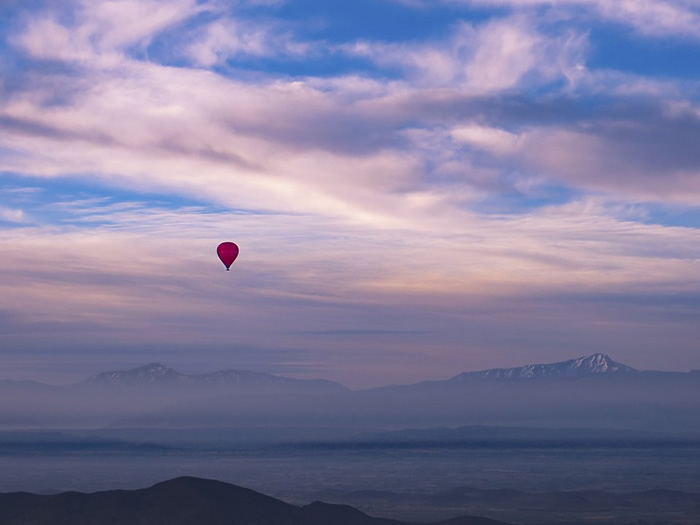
[1,0,699,387]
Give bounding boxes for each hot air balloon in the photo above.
[217,242,239,271]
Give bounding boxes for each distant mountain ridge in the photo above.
[451,353,636,382]
[84,353,638,389]
[1,353,699,432]
[84,363,346,391]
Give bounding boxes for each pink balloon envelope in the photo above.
[217,242,239,271]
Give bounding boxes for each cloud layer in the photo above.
[1,0,699,386]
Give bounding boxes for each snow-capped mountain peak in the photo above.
[450,353,637,382]
[86,363,185,385]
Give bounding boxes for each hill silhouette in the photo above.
[0,476,508,525]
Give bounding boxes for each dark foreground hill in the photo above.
[0,476,507,525]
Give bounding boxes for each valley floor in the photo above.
[1,440,699,524]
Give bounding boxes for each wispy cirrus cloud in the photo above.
[345,16,587,91]
[12,0,207,64]
[185,17,311,66]
[397,0,700,40]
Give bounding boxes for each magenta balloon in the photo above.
[217,242,239,271]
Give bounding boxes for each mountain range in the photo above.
[80,353,645,388]
[85,362,346,391]
[1,353,698,432]
[79,353,695,388]
[1,353,688,391]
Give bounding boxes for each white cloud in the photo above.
[0,207,25,223]
[13,0,206,63]
[186,17,310,66]
[462,18,541,92]
[0,56,422,221]
[451,124,520,154]
[345,16,586,92]
[583,0,700,39]
[405,0,700,40]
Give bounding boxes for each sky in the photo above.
[0,0,699,388]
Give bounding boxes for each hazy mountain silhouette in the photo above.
[0,477,508,525]
[84,363,346,391]
[358,425,700,446]
[1,353,699,432]
[352,353,700,432]
[0,363,347,429]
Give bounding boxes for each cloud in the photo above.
[2,3,698,237]
[1,195,699,386]
[519,121,700,203]
[345,16,586,92]
[10,0,211,70]
[0,207,25,223]
[5,1,695,216]
[398,0,700,40]
[451,124,520,155]
[1,0,700,383]
[457,102,700,204]
[185,17,310,66]
[462,18,542,91]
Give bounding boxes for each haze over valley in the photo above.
[1,354,699,523]
[2,353,698,433]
